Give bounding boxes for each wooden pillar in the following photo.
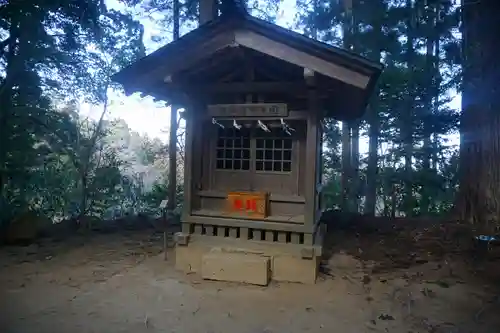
[181,102,195,233]
[200,0,217,25]
[167,0,180,212]
[317,121,324,212]
[168,105,179,212]
[304,73,320,245]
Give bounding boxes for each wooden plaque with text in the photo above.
[208,103,288,118]
[226,191,268,219]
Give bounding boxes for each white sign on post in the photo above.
[159,199,169,210]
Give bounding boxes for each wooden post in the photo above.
[304,71,319,245]
[165,0,181,261]
[168,0,180,214]
[182,101,195,223]
[163,217,168,260]
[167,105,179,209]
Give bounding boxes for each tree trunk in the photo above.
[459,0,500,234]
[199,0,217,24]
[365,10,383,216]
[431,28,440,173]
[365,105,378,215]
[77,86,110,221]
[0,21,20,225]
[341,121,351,212]
[421,4,437,215]
[341,3,355,213]
[391,183,397,219]
[402,0,415,216]
[350,121,360,212]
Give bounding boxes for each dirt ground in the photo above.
[1,224,500,333]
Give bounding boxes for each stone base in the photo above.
[174,235,321,285]
[272,254,319,284]
[201,251,270,285]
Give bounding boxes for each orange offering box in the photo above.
[226,192,268,219]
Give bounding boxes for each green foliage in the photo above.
[140,182,184,216]
[124,0,283,46]
[295,0,461,216]
[0,0,146,225]
[1,0,465,230]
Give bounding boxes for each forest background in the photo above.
[0,0,462,228]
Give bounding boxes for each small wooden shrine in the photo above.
[113,0,382,284]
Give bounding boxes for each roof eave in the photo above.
[242,16,383,77]
[111,16,242,87]
[111,12,384,108]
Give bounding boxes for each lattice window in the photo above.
[216,127,251,170]
[255,129,292,172]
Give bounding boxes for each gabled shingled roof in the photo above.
[112,1,383,119]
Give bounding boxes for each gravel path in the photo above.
[0,232,497,333]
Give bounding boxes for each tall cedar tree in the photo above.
[459,0,500,233]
